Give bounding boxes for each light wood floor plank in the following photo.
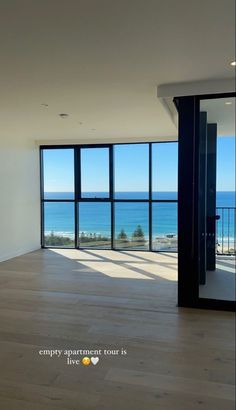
[0,249,235,410]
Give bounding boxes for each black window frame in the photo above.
[40,141,178,252]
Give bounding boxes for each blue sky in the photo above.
[217,136,235,191]
[43,139,235,192]
[43,149,75,192]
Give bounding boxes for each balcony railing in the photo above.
[216,207,236,255]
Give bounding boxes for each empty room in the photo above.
[0,1,235,409]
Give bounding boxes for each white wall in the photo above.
[0,137,40,262]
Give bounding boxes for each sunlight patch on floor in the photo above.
[50,248,102,261]
[77,261,154,279]
[48,248,177,281]
[125,263,177,281]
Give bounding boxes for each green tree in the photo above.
[132,225,145,244]
[44,231,74,246]
[80,231,86,242]
[117,229,128,241]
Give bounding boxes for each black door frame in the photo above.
[174,92,236,312]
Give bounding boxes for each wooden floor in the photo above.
[0,249,235,410]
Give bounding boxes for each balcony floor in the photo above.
[0,249,235,410]
[199,255,236,301]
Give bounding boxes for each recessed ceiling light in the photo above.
[230,61,236,66]
[59,113,69,118]
[225,101,232,105]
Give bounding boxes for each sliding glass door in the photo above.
[198,96,236,302]
[176,92,235,311]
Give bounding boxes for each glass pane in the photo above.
[79,202,111,248]
[43,149,74,199]
[44,202,75,247]
[152,203,178,251]
[198,96,236,301]
[152,143,178,200]
[81,148,109,198]
[114,203,149,249]
[216,137,236,255]
[114,144,149,199]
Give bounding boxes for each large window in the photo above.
[43,149,74,199]
[80,148,110,198]
[44,202,75,247]
[78,202,111,248]
[41,143,178,251]
[152,143,178,200]
[152,202,178,252]
[115,203,149,250]
[114,144,149,199]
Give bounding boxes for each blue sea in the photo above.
[44,191,235,242]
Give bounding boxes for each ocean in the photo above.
[43,192,235,246]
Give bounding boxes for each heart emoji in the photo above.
[91,357,99,365]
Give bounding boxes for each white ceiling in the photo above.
[0,0,235,144]
[201,97,235,137]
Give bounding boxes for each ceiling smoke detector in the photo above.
[59,113,69,118]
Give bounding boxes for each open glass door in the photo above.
[176,92,235,311]
[198,96,236,302]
